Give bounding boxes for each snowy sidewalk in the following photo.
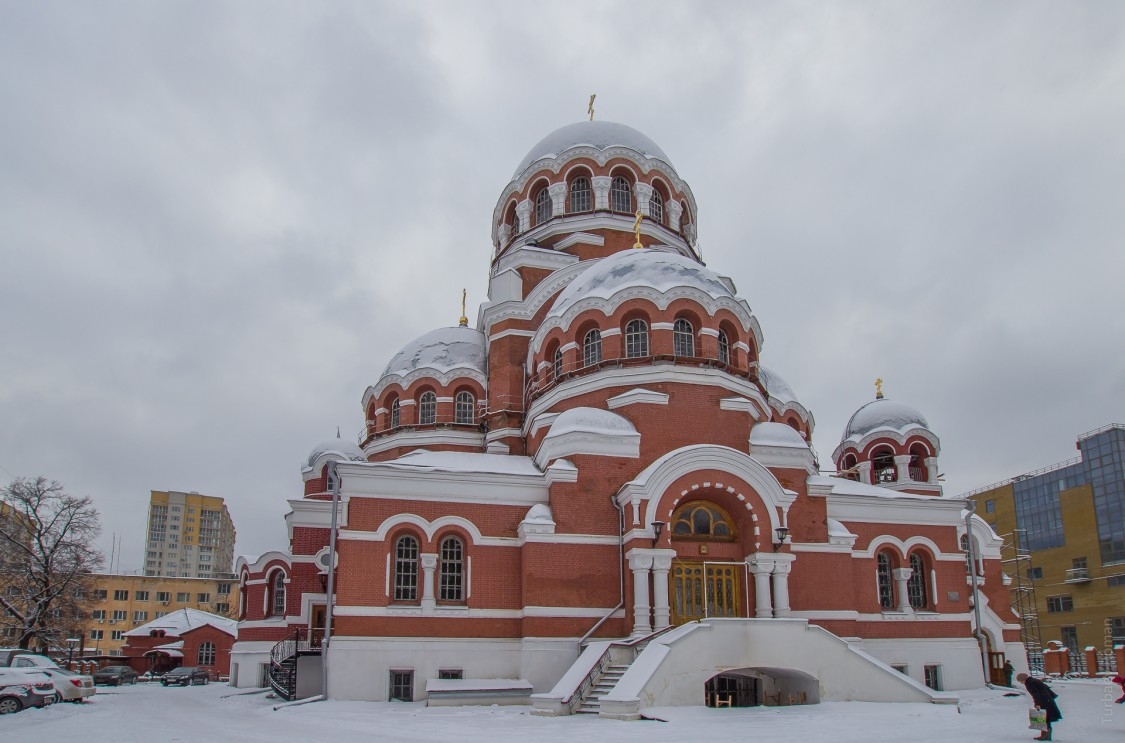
[4,679,1123,742]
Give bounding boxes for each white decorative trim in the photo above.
[334,605,625,619]
[488,328,536,343]
[851,535,962,561]
[699,328,719,338]
[236,618,290,630]
[520,533,621,545]
[364,368,488,410]
[827,492,965,527]
[832,427,942,462]
[362,429,485,457]
[529,412,561,437]
[554,232,605,250]
[719,396,767,420]
[335,460,549,508]
[607,388,670,409]
[340,514,519,548]
[651,322,675,331]
[534,426,640,468]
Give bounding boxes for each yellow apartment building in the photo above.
[145,491,236,579]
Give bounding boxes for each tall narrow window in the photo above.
[394,536,419,602]
[454,391,475,425]
[907,553,927,609]
[583,329,602,367]
[553,348,564,379]
[271,571,286,617]
[535,187,552,225]
[390,398,400,428]
[197,641,216,666]
[872,448,896,483]
[510,209,521,237]
[673,318,695,357]
[569,177,592,213]
[439,536,464,602]
[876,552,893,609]
[625,319,649,358]
[418,391,437,425]
[610,176,632,213]
[649,188,664,224]
[717,330,730,365]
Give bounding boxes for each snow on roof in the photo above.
[523,504,554,523]
[425,678,533,693]
[305,437,367,469]
[843,397,929,440]
[749,422,809,449]
[547,249,733,320]
[759,366,799,404]
[122,607,237,638]
[544,407,637,438]
[380,326,486,379]
[379,450,542,477]
[827,518,856,538]
[807,475,935,500]
[513,120,673,177]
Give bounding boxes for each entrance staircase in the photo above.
[575,662,631,714]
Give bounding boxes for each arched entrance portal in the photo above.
[705,667,820,708]
[668,500,748,624]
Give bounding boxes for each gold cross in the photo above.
[588,94,596,121]
[459,289,468,327]
[875,377,884,399]
[633,209,644,248]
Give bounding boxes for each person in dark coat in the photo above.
[1017,672,1062,741]
[1003,660,1015,687]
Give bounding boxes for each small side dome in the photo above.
[843,398,929,440]
[544,407,638,438]
[513,120,674,179]
[304,438,367,472]
[534,407,640,467]
[380,326,487,381]
[759,366,798,404]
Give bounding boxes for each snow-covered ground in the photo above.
[4,679,1124,742]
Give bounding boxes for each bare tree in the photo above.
[0,477,104,651]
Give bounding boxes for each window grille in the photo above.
[390,399,400,428]
[455,391,475,424]
[439,536,463,602]
[907,553,926,609]
[877,552,894,609]
[198,641,216,666]
[390,670,414,702]
[510,209,520,237]
[625,319,649,358]
[717,331,730,365]
[552,348,564,380]
[418,391,437,425]
[610,176,632,213]
[535,187,552,226]
[394,536,419,601]
[583,329,602,367]
[649,188,664,224]
[271,572,286,616]
[569,177,592,213]
[673,318,695,357]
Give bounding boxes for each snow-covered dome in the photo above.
[546,249,734,321]
[304,438,367,470]
[513,120,674,178]
[380,326,487,380]
[759,366,799,404]
[843,398,929,439]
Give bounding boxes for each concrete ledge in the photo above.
[599,696,641,720]
[425,678,532,707]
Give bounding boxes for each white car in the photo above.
[0,667,56,714]
[40,667,96,702]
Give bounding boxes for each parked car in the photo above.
[0,667,57,713]
[0,649,52,668]
[93,665,138,686]
[160,667,210,686]
[8,653,58,669]
[40,667,96,702]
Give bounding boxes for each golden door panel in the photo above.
[671,562,741,625]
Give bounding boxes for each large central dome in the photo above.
[513,120,674,178]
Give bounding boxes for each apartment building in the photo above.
[144,490,236,579]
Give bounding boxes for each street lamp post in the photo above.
[66,637,80,670]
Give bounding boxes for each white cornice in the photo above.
[554,231,605,250]
[606,388,670,409]
[364,369,488,410]
[719,396,767,420]
[362,429,485,457]
[534,427,641,468]
[827,493,965,526]
[334,605,625,619]
[488,328,535,343]
[832,427,941,462]
[495,245,580,275]
[334,460,549,507]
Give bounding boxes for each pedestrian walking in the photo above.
[1112,674,1125,704]
[1017,672,1061,741]
[1003,660,1015,687]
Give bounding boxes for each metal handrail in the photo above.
[565,647,611,714]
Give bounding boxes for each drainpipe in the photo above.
[579,494,626,646]
[965,501,991,686]
[321,461,342,700]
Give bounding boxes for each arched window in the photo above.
[197,641,215,666]
[394,535,419,602]
[625,319,648,358]
[270,571,286,617]
[876,552,894,609]
[553,348,564,379]
[673,318,694,357]
[583,329,602,367]
[389,398,400,429]
[535,187,552,226]
[610,176,632,213]
[649,188,664,224]
[569,176,592,213]
[872,447,896,483]
[418,391,437,425]
[908,553,927,609]
[841,453,859,480]
[455,391,474,425]
[238,578,246,620]
[438,536,464,602]
[717,330,730,365]
[670,502,735,539]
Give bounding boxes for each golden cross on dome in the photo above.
[459,289,468,327]
[588,94,596,121]
[875,377,884,399]
[633,209,643,249]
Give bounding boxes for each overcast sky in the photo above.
[2,1,1123,572]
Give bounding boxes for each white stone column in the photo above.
[667,200,683,232]
[893,567,913,613]
[515,199,532,234]
[857,461,873,485]
[626,549,654,636]
[750,556,774,618]
[651,550,676,631]
[771,555,795,618]
[498,223,511,247]
[420,553,438,614]
[592,176,612,211]
[895,455,912,482]
[548,182,568,217]
[634,183,654,217]
[926,457,939,484]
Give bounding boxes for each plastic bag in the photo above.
[1029,707,1048,730]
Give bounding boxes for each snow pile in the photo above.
[749,422,808,449]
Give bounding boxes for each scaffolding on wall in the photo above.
[1000,528,1044,670]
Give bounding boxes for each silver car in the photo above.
[40,667,96,703]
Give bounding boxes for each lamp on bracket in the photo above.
[651,521,665,548]
[773,526,790,551]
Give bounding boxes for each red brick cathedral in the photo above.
[231,120,1024,716]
